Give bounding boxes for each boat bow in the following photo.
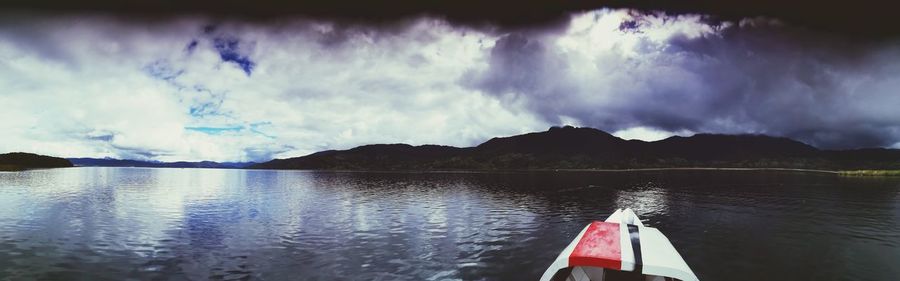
[540,209,698,281]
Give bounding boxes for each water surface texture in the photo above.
[1,167,899,280]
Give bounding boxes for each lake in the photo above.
[1,167,898,280]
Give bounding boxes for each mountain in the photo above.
[251,144,470,170]
[249,126,900,171]
[68,158,255,169]
[0,152,74,171]
[476,126,627,156]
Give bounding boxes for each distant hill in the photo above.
[68,158,255,169]
[0,152,74,171]
[250,126,900,171]
[252,144,469,170]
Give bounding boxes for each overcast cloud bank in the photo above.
[1,10,899,162]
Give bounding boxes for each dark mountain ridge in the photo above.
[476,126,627,157]
[255,144,470,170]
[0,152,74,171]
[251,126,900,170]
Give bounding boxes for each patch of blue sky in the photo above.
[189,100,224,117]
[212,36,255,76]
[185,39,199,54]
[186,85,229,118]
[143,60,188,91]
[185,126,243,135]
[143,60,184,82]
[186,122,275,139]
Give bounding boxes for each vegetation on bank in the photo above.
[0,164,24,171]
[838,170,900,177]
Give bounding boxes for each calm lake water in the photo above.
[1,167,898,280]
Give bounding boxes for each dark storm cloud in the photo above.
[2,0,899,39]
[465,19,900,149]
[473,33,570,96]
[465,32,579,120]
[659,23,900,148]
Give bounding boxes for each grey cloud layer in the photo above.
[466,16,900,149]
[2,10,900,163]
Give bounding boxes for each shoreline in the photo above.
[26,166,900,177]
[539,167,841,174]
[835,170,900,176]
[247,167,856,175]
[267,167,900,177]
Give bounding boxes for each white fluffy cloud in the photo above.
[0,15,546,162]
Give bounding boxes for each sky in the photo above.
[2,1,900,162]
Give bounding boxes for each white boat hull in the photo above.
[540,209,698,281]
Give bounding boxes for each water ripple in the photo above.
[1,168,899,280]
